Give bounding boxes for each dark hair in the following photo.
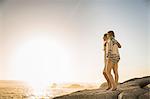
[108,31,115,37]
[103,33,107,37]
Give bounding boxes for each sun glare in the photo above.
[10,36,71,96]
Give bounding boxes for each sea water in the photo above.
[0,81,96,99]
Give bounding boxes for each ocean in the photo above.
[0,80,97,99]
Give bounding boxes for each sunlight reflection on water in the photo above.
[0,81,97,99]
[0,81,77,99]
[0,81,53,99]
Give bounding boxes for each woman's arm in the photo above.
[117,42,121,48]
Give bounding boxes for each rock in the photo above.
[118,88,148,99]
[99,82,109,90]
[139,91,150,99]
[53,76,150,99]
[99,82,120,90]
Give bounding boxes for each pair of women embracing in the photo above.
[103,31,121,91]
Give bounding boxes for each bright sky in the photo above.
[0,0,149,83]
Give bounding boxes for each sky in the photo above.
[0,0,149,83]
[148,0,150,67]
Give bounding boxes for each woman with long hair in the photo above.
[103,31,121,91]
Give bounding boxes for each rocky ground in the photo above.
[54,76,150,99]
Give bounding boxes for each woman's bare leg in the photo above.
[106,60,117,91]
[113,63,119,85]
[103,71,111,90]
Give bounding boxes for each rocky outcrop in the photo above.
[53,76,150,99]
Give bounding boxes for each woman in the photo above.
[107,31,121,85]
[105,31,121,91]
[103,33,111,90]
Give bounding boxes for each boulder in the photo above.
[53,76,150,99]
